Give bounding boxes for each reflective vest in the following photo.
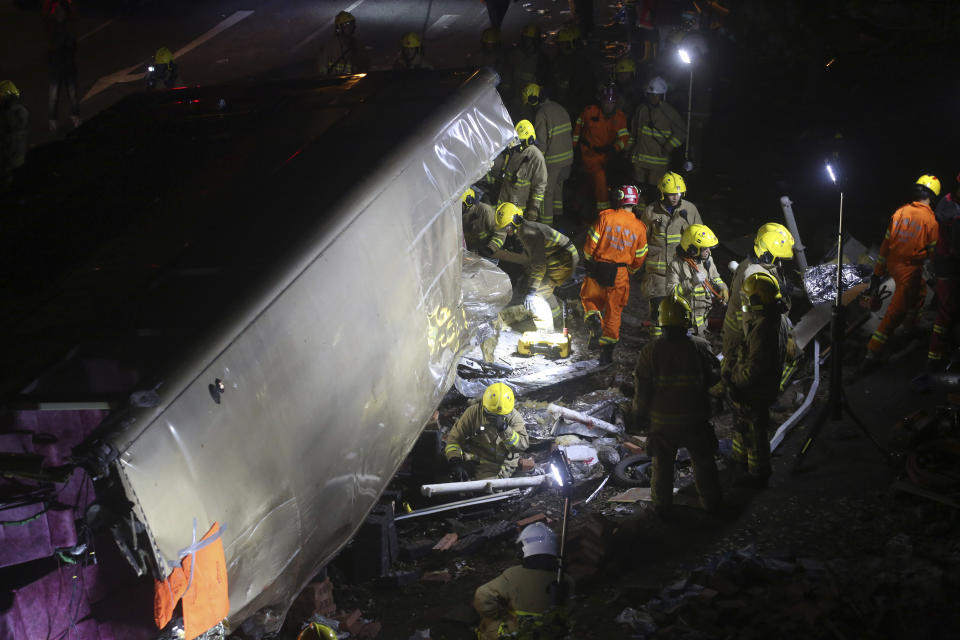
[639,199,702,297]
[445,404,528,478]
[533,99,573,169]
[517,221,577,291]
[584,208,648,274]
[875,201,937,275]
[628,102,685,169]
[667,252,726,330]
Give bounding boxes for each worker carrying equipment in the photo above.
[496,202,579,330]
[526,84,573,226]
[725,272,788,488]
[581,185,648,365]
[487,124,548,222]
[462,188,507,257]
[640,172,704,336]
[573,84,630,211]
[864,174,940,368]
[631,292,723,516]
[667,223,729,335]
[445,382,529,480]
[627,76,685,193]
[473,522,573,640]
[146,47,181,90]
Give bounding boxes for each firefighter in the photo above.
[146,47,181,90]
[445,382,529,480]
[319,10,369,76]
[612,57,644,118]
[548,24,595,118]
[724,272,788,488]
[0,80,29,189]
[627,76,686,195]
[496,202,579,329]
[667,223,729,335]
[523,83,573,226]
[581,185,649,365]
[632,293,722,516]
[489,120,548,222]
[572,84,630,213]
[502,24,547,113]
[477,28,505,76]
[394,31,432,70]
[473,522,573,640]
[864,175,940,368]
[640,171,703,336]
[928,173,960,370]
[462,188,506,257]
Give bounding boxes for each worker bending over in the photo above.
[461,188,506,257]
[445,382,529,480]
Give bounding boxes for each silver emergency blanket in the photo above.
[803,263,872,305]
[99,70,515,625]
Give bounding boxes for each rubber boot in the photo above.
[599,343,615,366]
[586,313,602,350]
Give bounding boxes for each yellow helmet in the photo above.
[615,57,636,73]
[335,10,355,26]
[155,47,173,64]
[658,293,692,328]
[741,272,782,307]
[401,31,422,48]
[298,623,338,640]
[462,188,477,207]
[515,119,536,146]
[482,382,515,415]
[658,172,687,197]
[916,174,941,197]
[482,27,500,45]
[753,222,795,261]
[495,202,523,228]
[521,83,542,106]
[0,80,19,99]
[681,224,718,253]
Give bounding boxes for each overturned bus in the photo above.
[0,68,513,636]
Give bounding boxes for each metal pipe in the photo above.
[421,475,548,497]
[584,474,610,504]
[548,403,621,434]
[684,67,693,160]
[771,339,820,451]
[779,196,809,273]
[395,490,521,521]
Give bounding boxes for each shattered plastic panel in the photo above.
[101,70,515,626]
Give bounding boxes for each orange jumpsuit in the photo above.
[573,105,630,211]
[580,207,648,344]
[868,201,937,353]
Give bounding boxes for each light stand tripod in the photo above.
[793,171,888,472]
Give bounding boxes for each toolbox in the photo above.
[517,330,572,359]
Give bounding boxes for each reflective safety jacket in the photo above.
[492,144,548,219]
[721,259,781,359]
[573,105,630,153]
[533,99,573,170]
[584,208,648,274]
[875,201,938,276]
[463,202,507,255]
[393,52,433,70]
[517,221,578,291]
[633,333,720,427]
[319,37,370,75]
[730,311,788,407]
[444,404,528,478]
[639,199,703,298]
[473,565,573,640]
[628,101,685,171]
[666,250,727,331]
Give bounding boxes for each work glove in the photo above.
[447,459,471,483]
[478,245,495,258]
[524,292,539,312]
[720,287,730,304]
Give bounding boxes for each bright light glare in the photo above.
[549,463,564,487]
[148,66,155,72]
[826,164,837,184]
[678,48,691,65]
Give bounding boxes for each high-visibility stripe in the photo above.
[632,153,668,166]
[490,236,505,250]
[929,352,944,360]
[933,324,946,334]
[597,201,610,210]
[588,228,601,243]
[444,444,462,457]
[507,430,520,446]
[545,150,574,164]
[532,193,543,201]
[616,128,629,139]
[871,331,888,344]
[636,245,648,257]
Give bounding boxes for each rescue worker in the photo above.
[632,293,722,516]
[473,522,573,640]
[640,172,703,335]
[44,0,80,132]
[445,382,529,480]
[612,57,643,118]
[0,80,29,189]
[627,76,685,195]
[145,47,181,90]
[476,28,505,76]
[572,84,630,213]
[667,223,729,335]
[503,24,547,114]
[865,175,940,368]
[489,120,548,222]
[394,31,432,70]
[319,10,370,76]
[928,173,960,370]
[548,24,595,118]
[462,188,506,257]
[496,202,579,329]
[724,272,788,488]
[523,83,573,226]
[581,185,649,365]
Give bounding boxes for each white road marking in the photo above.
[82,10,255,102]
[78,19,114,43]
[426,14,458,37]
[291,0,365,53]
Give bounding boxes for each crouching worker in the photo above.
[632,294,722,516]
[474,523,574,640]
[445,382,529,481]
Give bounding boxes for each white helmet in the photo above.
[517,522,558,558]
[646,76,667,95]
